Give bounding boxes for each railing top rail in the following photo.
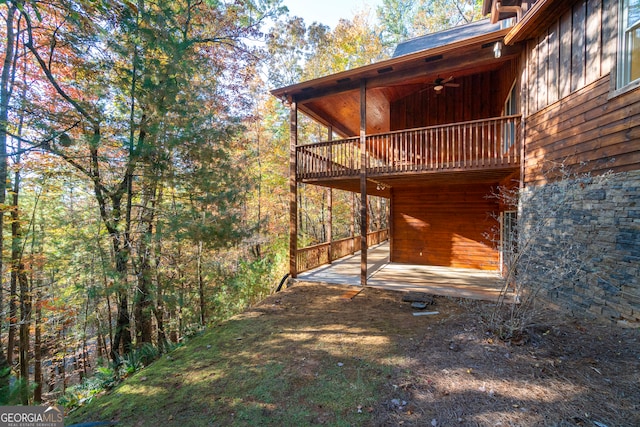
[331,235,359,244]
[295,114,522,149]
[298,241,331,252]
[298,230,389,252]
[295,136,360,149]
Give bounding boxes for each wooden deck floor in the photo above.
[295,242,511,302]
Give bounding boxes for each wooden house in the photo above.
[272,0,640,322]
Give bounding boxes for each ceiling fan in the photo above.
[430,76,459,93]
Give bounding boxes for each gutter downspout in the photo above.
[491,1,523,24]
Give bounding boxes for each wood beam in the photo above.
[327,126,333,263]
[389,188,394,262]
[360,81,368,287]
[290,102,298,278]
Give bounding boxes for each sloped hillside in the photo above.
[66,283,640,426]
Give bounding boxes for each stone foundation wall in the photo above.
[518,170,640,324]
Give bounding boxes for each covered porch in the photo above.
[272,20,523,291]
[295,242,510,302]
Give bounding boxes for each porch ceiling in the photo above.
[302,166,520,197]
[272,27,521,138]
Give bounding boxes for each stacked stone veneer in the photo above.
[518,170,640,324]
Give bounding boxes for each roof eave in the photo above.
[270,27,512,103]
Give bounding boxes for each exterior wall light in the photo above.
[494,41,503,58]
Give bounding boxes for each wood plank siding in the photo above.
[525,76,640,182]
[525,0,609,115]
[391,183,500,270]
[390,61,520,130]
[523,0,640,183]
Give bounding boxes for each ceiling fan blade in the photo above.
[442,76,455,84]
[445,83,460,87]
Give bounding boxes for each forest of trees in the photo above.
[0,0,482,405]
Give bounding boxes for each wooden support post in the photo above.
[290,101,298,278]
[389,188,394,262]
[350,192,356,254]
[360,81,368,287]
[327,126,333,263]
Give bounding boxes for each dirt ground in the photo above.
[260,281,640,426]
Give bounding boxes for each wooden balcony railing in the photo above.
[297,115,521,180]
[296,229,389,274]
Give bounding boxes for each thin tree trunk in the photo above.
[106,291,113,358]
[81,295,90,379]
[110,288,131,363]
[134,246,153,346]
[153,184,167,353]
[0,3,18,379]
[197,210,206,326]
[11,28,29,401]
[12,133,30,404]
[99,241,114,356]
[61,330,67,393]
[7,271,17,366]
[34,287,42,402]
[18,270,30,404]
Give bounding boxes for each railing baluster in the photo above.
[456,124,461,168]
[463,123,467,169]
[402,131,406,172]
[419,130,423,171]
[448,126,452,168]
[444,127,449,169]
[387,134,391,173]
[437,127,441,170]
[463,124,467,169]
[493,120,500,166]
[470,125,481,167]
[500,119,504,166]
[479,121,484,167]
[442,127,446,168]
[430,128,434,170]
[411,131,415,170]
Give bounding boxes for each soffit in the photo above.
[271,28,519,137]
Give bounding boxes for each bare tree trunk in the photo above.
[18,269,30,404]
[110,289,131,363]
[34,287,42,402]
[95,313,106,359]
[154,299,167,353]
[0,3,18,380]
[110,244,132,363]
[153,184,167,353]
[7,269,17,367]
[133,251,153,346]
[61,329,67,394]
[81,295,90,379]
[11,133,30,404]
[106,292,113,358]
[197,237,206,326]
[134,175,158,346]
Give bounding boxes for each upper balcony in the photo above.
[297,115,521,186]
[273,20,524,194]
